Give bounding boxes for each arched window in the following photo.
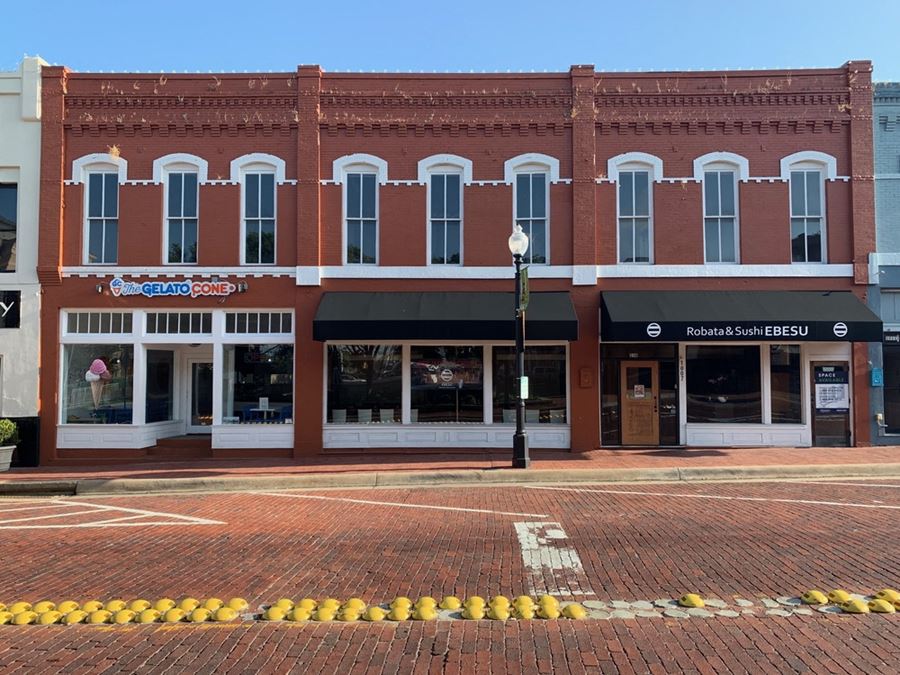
[231,153,285,265]
[694,153,749,264]
[419,154,472,265]
[154,154,208,264]
[504,153,559,264]
[72,153,128,264]
[608,153,663,264]
[333,154,387,265]
[780,152,836,263]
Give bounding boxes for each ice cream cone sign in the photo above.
[85,359,111,408]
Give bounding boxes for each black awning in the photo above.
[601,290,881,342]
[313,291,578,341]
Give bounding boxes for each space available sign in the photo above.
[109,277,237,299]
[0,290,20,329]
[814,365,850,414]
[611,320,873,342]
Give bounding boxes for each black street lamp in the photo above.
[508,224,530,469]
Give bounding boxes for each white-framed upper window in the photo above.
[781,151,835,264]
[702,165,738,264]
[231,154,284,265]
[154,154,207,265]
[609,153,662,264]
[505,154,558,265]
[86,171,119,265]
[72,154,128,265]
[334,154,387,265]
[419,155,471,266]
[694,153,748,264]
[165,170,198,264]
[428,171,462,265]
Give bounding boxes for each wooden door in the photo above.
[620,361,659,445]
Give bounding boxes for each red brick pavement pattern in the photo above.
[1,481,898,671]
[5,445,900,482]
[0,482,898,602]
[0,617,897,674]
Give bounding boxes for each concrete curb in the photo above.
[1,462,898,497]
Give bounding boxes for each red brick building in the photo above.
[36,62,880,464]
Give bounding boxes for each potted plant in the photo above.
[0,419,17,471]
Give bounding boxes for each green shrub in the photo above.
[0,419,17,446]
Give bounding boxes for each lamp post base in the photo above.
[512,432,530,469]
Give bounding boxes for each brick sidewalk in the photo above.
[5,445,899,483]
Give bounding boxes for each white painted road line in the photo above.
[0,503,72,514]
[0,499,224,529]
[0,521,227,530]
[787,481,900,489]
[513,522,594,597]
[254,492,550,518]
[53,499,224,525]
[528,486,900,510]
[0,508,105,525]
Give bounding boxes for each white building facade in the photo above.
[0,57,44,465]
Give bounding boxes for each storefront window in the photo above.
[62,344,134,424]
[146,349,174,423]
[687,345,761,423]
[493,346,567,423]
[411,346,483,423]
[223,344,293,424]
[883,344,900,433]
[770,344,802,423]
[327,345,402,423]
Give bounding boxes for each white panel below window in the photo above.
[323,424,570,449]
[686,424,810,447]
[212,424,294,449]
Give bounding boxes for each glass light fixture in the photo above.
[508,224,529,257]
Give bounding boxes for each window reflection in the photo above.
[492,346,567,423]
[62,344,133,424]
[327,345,401,423]
[223,344,293,423]
[687,345,761,423]
[411,346,483,423]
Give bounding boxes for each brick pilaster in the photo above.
[37,66,67,286]
[846,60,875,285]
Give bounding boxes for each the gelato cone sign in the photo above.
[109,277,237,299]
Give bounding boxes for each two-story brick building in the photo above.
[35,62,881,465]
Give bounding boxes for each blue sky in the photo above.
[5,0,900,81]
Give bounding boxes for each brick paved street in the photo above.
[1,479,898,672]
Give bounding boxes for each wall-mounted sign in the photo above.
[814,365,850,414]
[109,277,237,299]
[619,321,873,342]
[0,290,21,328]
[884,332,900,344]
[871,368,884,387]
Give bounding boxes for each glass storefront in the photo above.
[325,343,569,426]
[687,345,762,423]
[145,349,174,423]
[62,344,134,424]
[493,345,567,423]
[326,345,402,423]
[883,344,900,433]
[223,344,294,424]
[770,344,802,423]
[411,346,484,423]
[600,343,678,445]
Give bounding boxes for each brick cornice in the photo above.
[320,91,572,110]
